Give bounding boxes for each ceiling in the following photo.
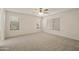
[5,8,73,17]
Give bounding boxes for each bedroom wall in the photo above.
[5,11,40,38]
[0,9,5,40]
[0,9,1,39]
[43,9,79,40]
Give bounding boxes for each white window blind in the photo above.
[47,17,60,31]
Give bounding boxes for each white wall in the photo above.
[0,9,1,39]
[5,11,40,38]
[43,9,79,40]
[0,9,6,40]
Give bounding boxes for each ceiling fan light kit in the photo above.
[33,8,48,17]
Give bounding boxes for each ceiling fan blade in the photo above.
[44,9,48,11]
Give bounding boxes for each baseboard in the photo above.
[5,32,41,39]
[43,31,79,41]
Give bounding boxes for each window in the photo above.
[9,16,19,30]
[47,17,60,31]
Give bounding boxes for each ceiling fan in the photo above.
[33,8,49,17]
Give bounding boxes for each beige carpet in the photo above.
[0,32,79,51]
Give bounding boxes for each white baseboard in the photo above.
[44,30,79,41]
[5,31,41,39]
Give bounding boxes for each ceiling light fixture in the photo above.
[33,8,48,17]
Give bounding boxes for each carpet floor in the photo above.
[0,32,79,51]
